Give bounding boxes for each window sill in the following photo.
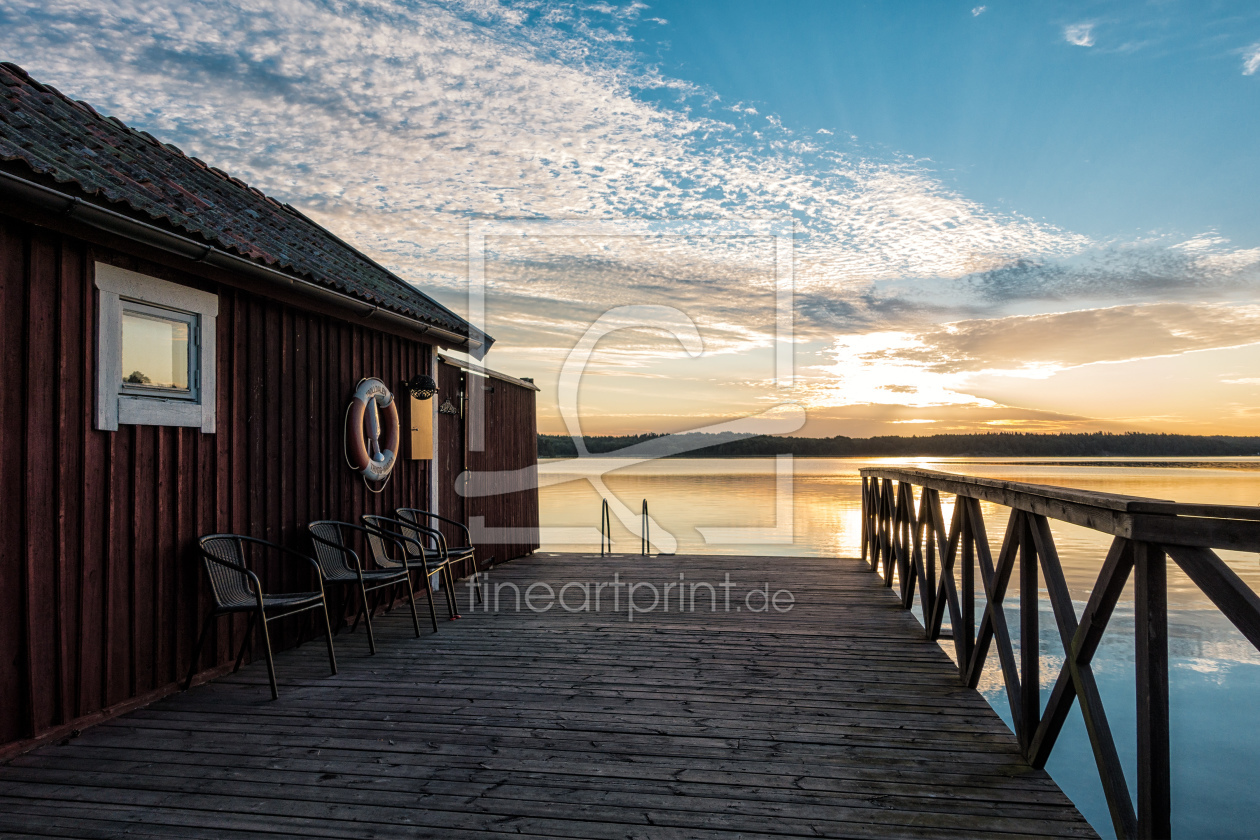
[117,396,205,428]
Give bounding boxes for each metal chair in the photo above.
[361,514,461,622]
[186,534,337,700]
[307,520,424,652]
[396,508,485,604]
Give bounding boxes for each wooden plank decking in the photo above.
[0,553,1097,839]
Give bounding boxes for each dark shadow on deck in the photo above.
[0,554,1097,839]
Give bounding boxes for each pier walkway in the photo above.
[0,552,1095,839]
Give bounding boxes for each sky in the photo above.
[3,0,1259,437]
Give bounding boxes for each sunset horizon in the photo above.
[3,1,1256,440]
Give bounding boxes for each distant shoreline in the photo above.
[538,431,1260,460]
[538,455,1260,469]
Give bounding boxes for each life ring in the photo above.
[346,378,400,482]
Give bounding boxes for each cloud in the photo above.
[1,0,1246,334]
[958,235,1260,304]
[1244,43,1260,75]
[908,302,1260,374]
[1065,23,1096,47]
[800,302,1260,412]
[971,6,986,17]
[0,0,1103,341]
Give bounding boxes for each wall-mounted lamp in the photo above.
[404,373,438,401]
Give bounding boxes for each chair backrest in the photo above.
[307,521,357,579]
[360,515,407,570]
[199,535,255,609]
[394,509,438,555]
[398,507,469,550]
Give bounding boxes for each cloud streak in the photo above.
[0,0,1090,305]
[1244,43,1260,75]
[1065,23,1096,47]
[906,302,1260,374]
[1,0,1248,331]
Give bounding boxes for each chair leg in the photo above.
[421,568,440,632]
[403,571,422,638]
[359,583,377,655]
[257,609,280,700]
[442,563,461,620]
[234,611,257,673]
[184,612,216,691]
[319,601,338,676]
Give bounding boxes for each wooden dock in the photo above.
[0,553,1097,839]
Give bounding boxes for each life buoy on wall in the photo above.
[345,378,400,482]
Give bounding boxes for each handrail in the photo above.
[859,466,1260,840]
[600,498,611,557]
[641,499,649,556]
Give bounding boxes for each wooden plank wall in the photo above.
[436,360,540,572]
[466,371,540,566]
[0,215,442,750]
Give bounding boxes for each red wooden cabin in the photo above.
[0,63,538,757]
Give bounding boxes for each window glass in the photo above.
[120,307,193,393]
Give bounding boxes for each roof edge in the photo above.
[0,166,489,352]
[439,353,538,391]
[0,61,492,350]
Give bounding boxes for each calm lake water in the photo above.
[538,457,1260,839]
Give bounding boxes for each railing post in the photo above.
[922,489,936,624]
[883,478,896,587]
[1135,541,1171,840]
[861,477,869,566]
[1019,513,1040,753]
[961,498,975,667]
[896,482,910,599]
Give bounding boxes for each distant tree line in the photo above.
[537,431,1260,459]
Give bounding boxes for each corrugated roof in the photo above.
[0,62,483,342]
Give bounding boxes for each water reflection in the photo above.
[539,456,1260,838]
[540,456,1260,609]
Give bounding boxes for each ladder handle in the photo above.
[641,499,649,556]
[600,498,612,556]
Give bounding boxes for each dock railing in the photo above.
[860,467,1260,840]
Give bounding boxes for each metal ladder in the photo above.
[599,498,653,556]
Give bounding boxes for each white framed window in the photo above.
[95,263,217,432]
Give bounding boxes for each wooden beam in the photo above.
[1165,544,1260,650]
[1027,536,1137,838]
[1019,513,1040,754]
[860,466,1260,552]
[1134,542,1170,840]
[964,504,1022,736]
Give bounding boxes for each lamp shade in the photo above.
[405,373,438,400]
